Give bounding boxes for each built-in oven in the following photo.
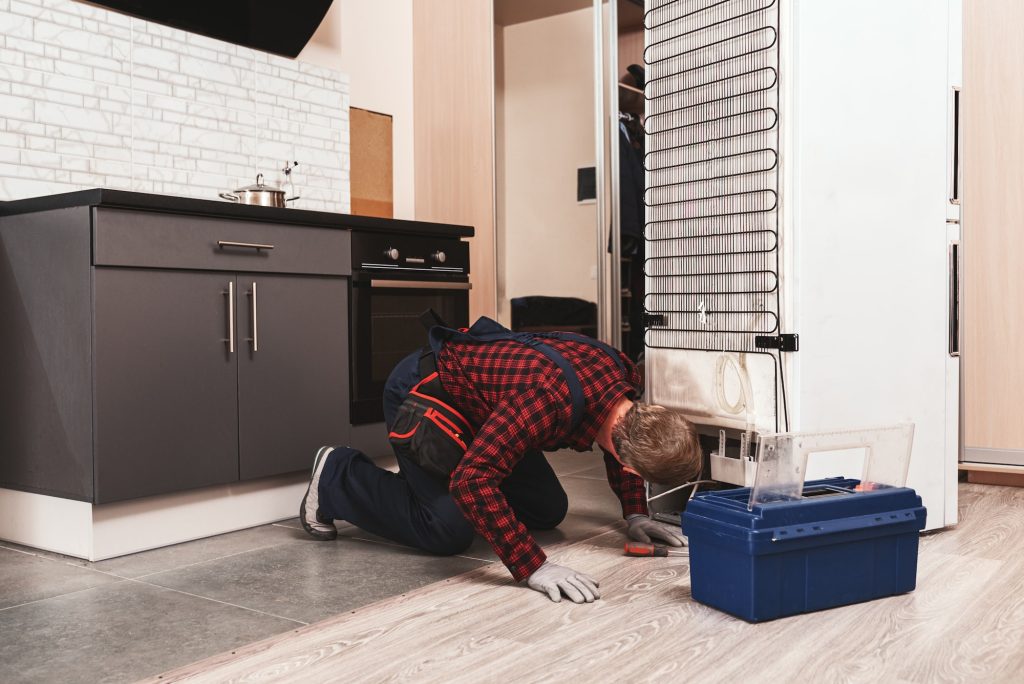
[349,231,471,424]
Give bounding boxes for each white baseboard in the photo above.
[0,473,307,561]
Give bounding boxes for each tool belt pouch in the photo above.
[388,390,474,480]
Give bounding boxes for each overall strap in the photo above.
[533,331,627,372]
[426,317,626,433]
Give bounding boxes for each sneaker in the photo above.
[300,446,338,541]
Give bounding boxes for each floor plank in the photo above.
[143,483,1024,684]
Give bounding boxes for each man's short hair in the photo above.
[611,402,701,486]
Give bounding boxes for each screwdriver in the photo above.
[624,542,688,557]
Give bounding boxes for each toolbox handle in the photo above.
[771,510,921,542]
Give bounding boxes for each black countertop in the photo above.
[0,189,475,239]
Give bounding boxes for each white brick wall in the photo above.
[0,0,350,213]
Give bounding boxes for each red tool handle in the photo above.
[624,542,668,557]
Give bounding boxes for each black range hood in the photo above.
[86,0,333,59]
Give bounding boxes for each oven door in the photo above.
[350,276,470,424]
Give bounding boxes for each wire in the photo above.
[647,479,720,503]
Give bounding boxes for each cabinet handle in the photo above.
[247,281,258,352]
[223,281,235,353]
[949,241,960,357]
[218,240,275,251]
[950,87,961,205]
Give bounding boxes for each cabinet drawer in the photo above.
[92,208,352,276]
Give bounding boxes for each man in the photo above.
[299,321,701,604]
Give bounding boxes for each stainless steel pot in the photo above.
[219,174,299,208]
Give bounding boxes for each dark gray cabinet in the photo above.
[0,205,351,504]
[237,273,348,480]
[94,268,240,502]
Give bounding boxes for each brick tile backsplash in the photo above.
[0,0,350,212]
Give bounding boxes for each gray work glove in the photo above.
[626,514,685,547]
[526,561,601,603]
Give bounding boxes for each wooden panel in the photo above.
[618,28,644,70]
[350,107,394,218]
[967,470,1024,487]
[413,0,496,319]
[963,0,1024,450]
[145,483,1024,683]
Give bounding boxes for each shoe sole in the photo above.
[300,446,338,541]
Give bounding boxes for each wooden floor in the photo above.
[143,483,1024,683]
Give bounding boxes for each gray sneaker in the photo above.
[300,446,338,541]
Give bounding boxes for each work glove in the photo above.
[626,514,685,547]
[526,561,601,603]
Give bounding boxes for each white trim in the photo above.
[0,473,306,561]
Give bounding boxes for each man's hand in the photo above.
[626,514,685,547]
[526,561,601,603]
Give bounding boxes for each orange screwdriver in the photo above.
[624,542,688,557]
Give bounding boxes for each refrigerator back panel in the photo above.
[644,0,784,433]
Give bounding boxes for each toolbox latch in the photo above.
[755,333,799,352]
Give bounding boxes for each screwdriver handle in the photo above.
[624,542,668,557]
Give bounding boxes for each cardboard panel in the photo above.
[351,107,394,218]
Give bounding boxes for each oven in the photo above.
[349,231,471,424]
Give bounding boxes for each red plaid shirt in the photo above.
[437,336,647,581]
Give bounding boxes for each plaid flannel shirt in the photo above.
[437,336,647,581]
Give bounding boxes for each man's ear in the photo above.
[623,465,641,478]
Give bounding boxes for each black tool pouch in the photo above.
[388,370,474,480]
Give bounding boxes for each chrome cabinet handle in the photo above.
[223,281,235,353]
[217,240,275,251]
[247,282,258,352]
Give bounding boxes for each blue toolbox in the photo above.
[683,477,927,622]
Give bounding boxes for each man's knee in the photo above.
[524,488,569,531]
[422,523,475,556]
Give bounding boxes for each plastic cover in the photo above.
[749,423,915,510]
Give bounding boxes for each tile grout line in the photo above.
[126,578,310,627]
[0,580,128,614]
[129,542,292,581]
[0,543,133,581]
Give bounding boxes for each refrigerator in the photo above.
[642,0,961,530]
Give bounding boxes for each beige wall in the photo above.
[300,0,416,220]
[497,8,598,324]
[963,0,1024,451]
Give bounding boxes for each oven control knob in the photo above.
[384,247,400,261]
[432,251,447,264]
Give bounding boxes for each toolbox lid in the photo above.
[683,477,927,549]
[749,423,915,510]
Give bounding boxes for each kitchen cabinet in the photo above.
[0,202,352,504]
[236,273,348,480]
[94,268,240,502]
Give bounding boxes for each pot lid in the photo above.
[234,173,284,193]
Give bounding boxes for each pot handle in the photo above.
[285,196,301,203]
[219,192,240,202]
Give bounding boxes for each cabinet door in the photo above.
[94,269,239,502]
[236,274,349,479]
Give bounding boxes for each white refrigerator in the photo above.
[643,0,961,529]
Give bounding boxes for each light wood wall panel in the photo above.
[963,0,1024,450]
[413,0,496,318]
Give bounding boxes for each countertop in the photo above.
[0,189,475,239]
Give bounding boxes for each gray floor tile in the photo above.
[0,580,297,684]
[0,546,121,610]
[141,536,488,624]
[546,448,605,476]
[3,523,305,580]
